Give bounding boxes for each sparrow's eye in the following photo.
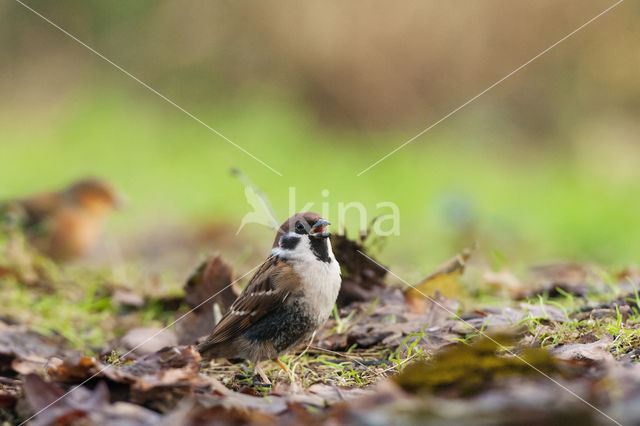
[295,221,306,233]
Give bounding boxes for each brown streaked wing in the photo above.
[202,255,300,345]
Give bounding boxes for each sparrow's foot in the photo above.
[255,363,271,385]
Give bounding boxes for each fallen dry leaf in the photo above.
[47,353,98,383]
[0,324,71,376]
[161,398,278,426]
[317,287,460,355]
[459,302,567,332]
[406,246,473,312]
[47,346,221,411]
[0,377,20,409]
[23,373,110,426]
[175,256,238,345]
[11,354,51,375]
[510,262,598,299]
[550,336,615,362]
[330,233,387,307]
[183,256,238,311]
[23,373,162,426]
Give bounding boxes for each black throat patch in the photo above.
[309,237,331,263]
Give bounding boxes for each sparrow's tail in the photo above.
[196,339,219,359]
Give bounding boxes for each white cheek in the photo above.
[271,233,312,260]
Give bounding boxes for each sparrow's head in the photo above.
[63,178,124,216]
[272,212,331,249]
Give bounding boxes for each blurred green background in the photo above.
[1,0,639,281]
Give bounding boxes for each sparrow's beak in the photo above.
[310,219,331,238]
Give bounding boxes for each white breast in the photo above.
[272,235,341,325]
[295,251,341,324]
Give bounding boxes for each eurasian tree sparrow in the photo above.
[197,212,341,382]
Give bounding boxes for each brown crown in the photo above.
[272,212,323,248]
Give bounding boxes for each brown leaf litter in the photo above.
[7,228,640,424]
[22,374,161,426]
[317,287,461,356]
[0,320,72,378]
[6,296,640,424]
[406,245,473,311]
[44,346,215,411]
[174,255,239,345]
[330,233,387,307]
[509,262,598,299]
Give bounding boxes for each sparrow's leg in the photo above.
[274,358,297,384]
[274,358,291,375]
[255,363,271,385]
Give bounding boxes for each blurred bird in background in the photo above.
[0,178,123,261]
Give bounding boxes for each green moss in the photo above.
[395,334,557,396]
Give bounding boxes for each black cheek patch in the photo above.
[280,236,300,250]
